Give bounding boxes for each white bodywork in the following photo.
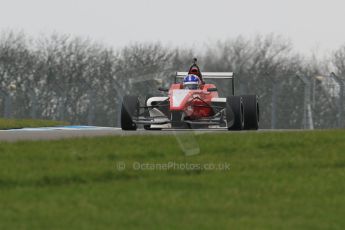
[211,97,226,103]
[146,97,171,128]
[172,89,189,107]
[146,97,169,107]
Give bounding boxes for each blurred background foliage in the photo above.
[1,31,344,129]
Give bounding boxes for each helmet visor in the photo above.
[184,83,199,90]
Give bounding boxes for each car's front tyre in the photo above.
[121,95,139,130]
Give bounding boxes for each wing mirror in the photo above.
[158,87,169,92]
[207,88,217,92]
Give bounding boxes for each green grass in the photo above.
[0,130,345,229]
[0,118,68,130]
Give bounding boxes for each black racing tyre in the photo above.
[121,95,139,130]
[226,96,244,130]
[242,95,259,130]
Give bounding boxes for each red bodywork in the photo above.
[168,83,218,119]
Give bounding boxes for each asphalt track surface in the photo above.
[0,126,301,142]
[0,127,228,142]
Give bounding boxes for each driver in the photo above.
[183,74,200,90]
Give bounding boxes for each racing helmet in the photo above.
[183,74,200,90]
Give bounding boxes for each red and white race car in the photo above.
[121,59,259,130]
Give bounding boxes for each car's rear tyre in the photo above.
[121,95,139,130]
[242,95,259,130]
[226,96,244,130]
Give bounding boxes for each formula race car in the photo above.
[121,59,259,131]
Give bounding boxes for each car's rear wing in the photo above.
[176,72,234,79]
[175,72,235,95]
